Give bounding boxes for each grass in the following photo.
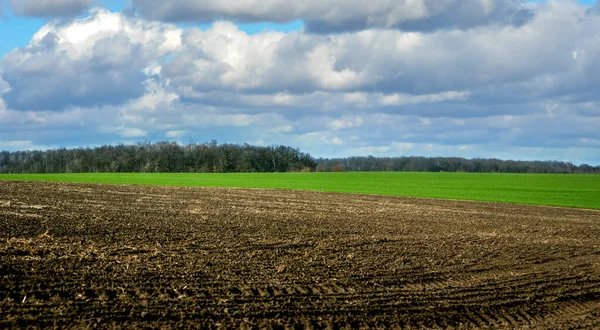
[1,172,599,209]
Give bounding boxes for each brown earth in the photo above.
[1,181,599,329]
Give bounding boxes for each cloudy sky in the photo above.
[0,0,599,164]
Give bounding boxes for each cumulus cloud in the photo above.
[1,1,600,164]
[155,2,598,102]
[0,8,181,110]
[5,2,598,111]
[8,0,96,18]
[130,0,533,33]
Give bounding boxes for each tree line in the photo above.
[0,141,317,174]
[316,156,600,174]
[1,142,598,174]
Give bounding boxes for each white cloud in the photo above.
[390,142,416,150]
[379,91,470,106]
[273,125,293,133]
[0,140,53,151]
[101,126,147,138]
[28,8,183,58]
[128,80,179,112]
[343,92,368,106]
[328,116,363,131]
[157,2,600,100]
[185,113,254,128]
[348,141,415,156]
[1,1,600,164]
[298,132,344,146]
[165,130,187,138]
[1,9,182,110]
[5,2,599,110]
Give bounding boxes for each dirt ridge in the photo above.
[1,181,599,328]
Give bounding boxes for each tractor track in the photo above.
[1,180,600,328]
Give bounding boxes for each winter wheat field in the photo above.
[1,178,600,328]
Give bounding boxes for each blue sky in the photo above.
[1,0,599,164]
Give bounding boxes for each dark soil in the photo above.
[1,181,599,329]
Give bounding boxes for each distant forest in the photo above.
[1,141,599,174]
[316,157,600,174]
[0,141,317,174]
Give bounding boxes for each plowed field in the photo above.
[1,181,599,329]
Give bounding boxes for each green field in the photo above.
[1,172,599,209]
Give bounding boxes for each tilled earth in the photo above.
[1,181,600,329]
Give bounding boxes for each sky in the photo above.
[0,0,599,164]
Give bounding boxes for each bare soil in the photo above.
[1,181,599,329]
